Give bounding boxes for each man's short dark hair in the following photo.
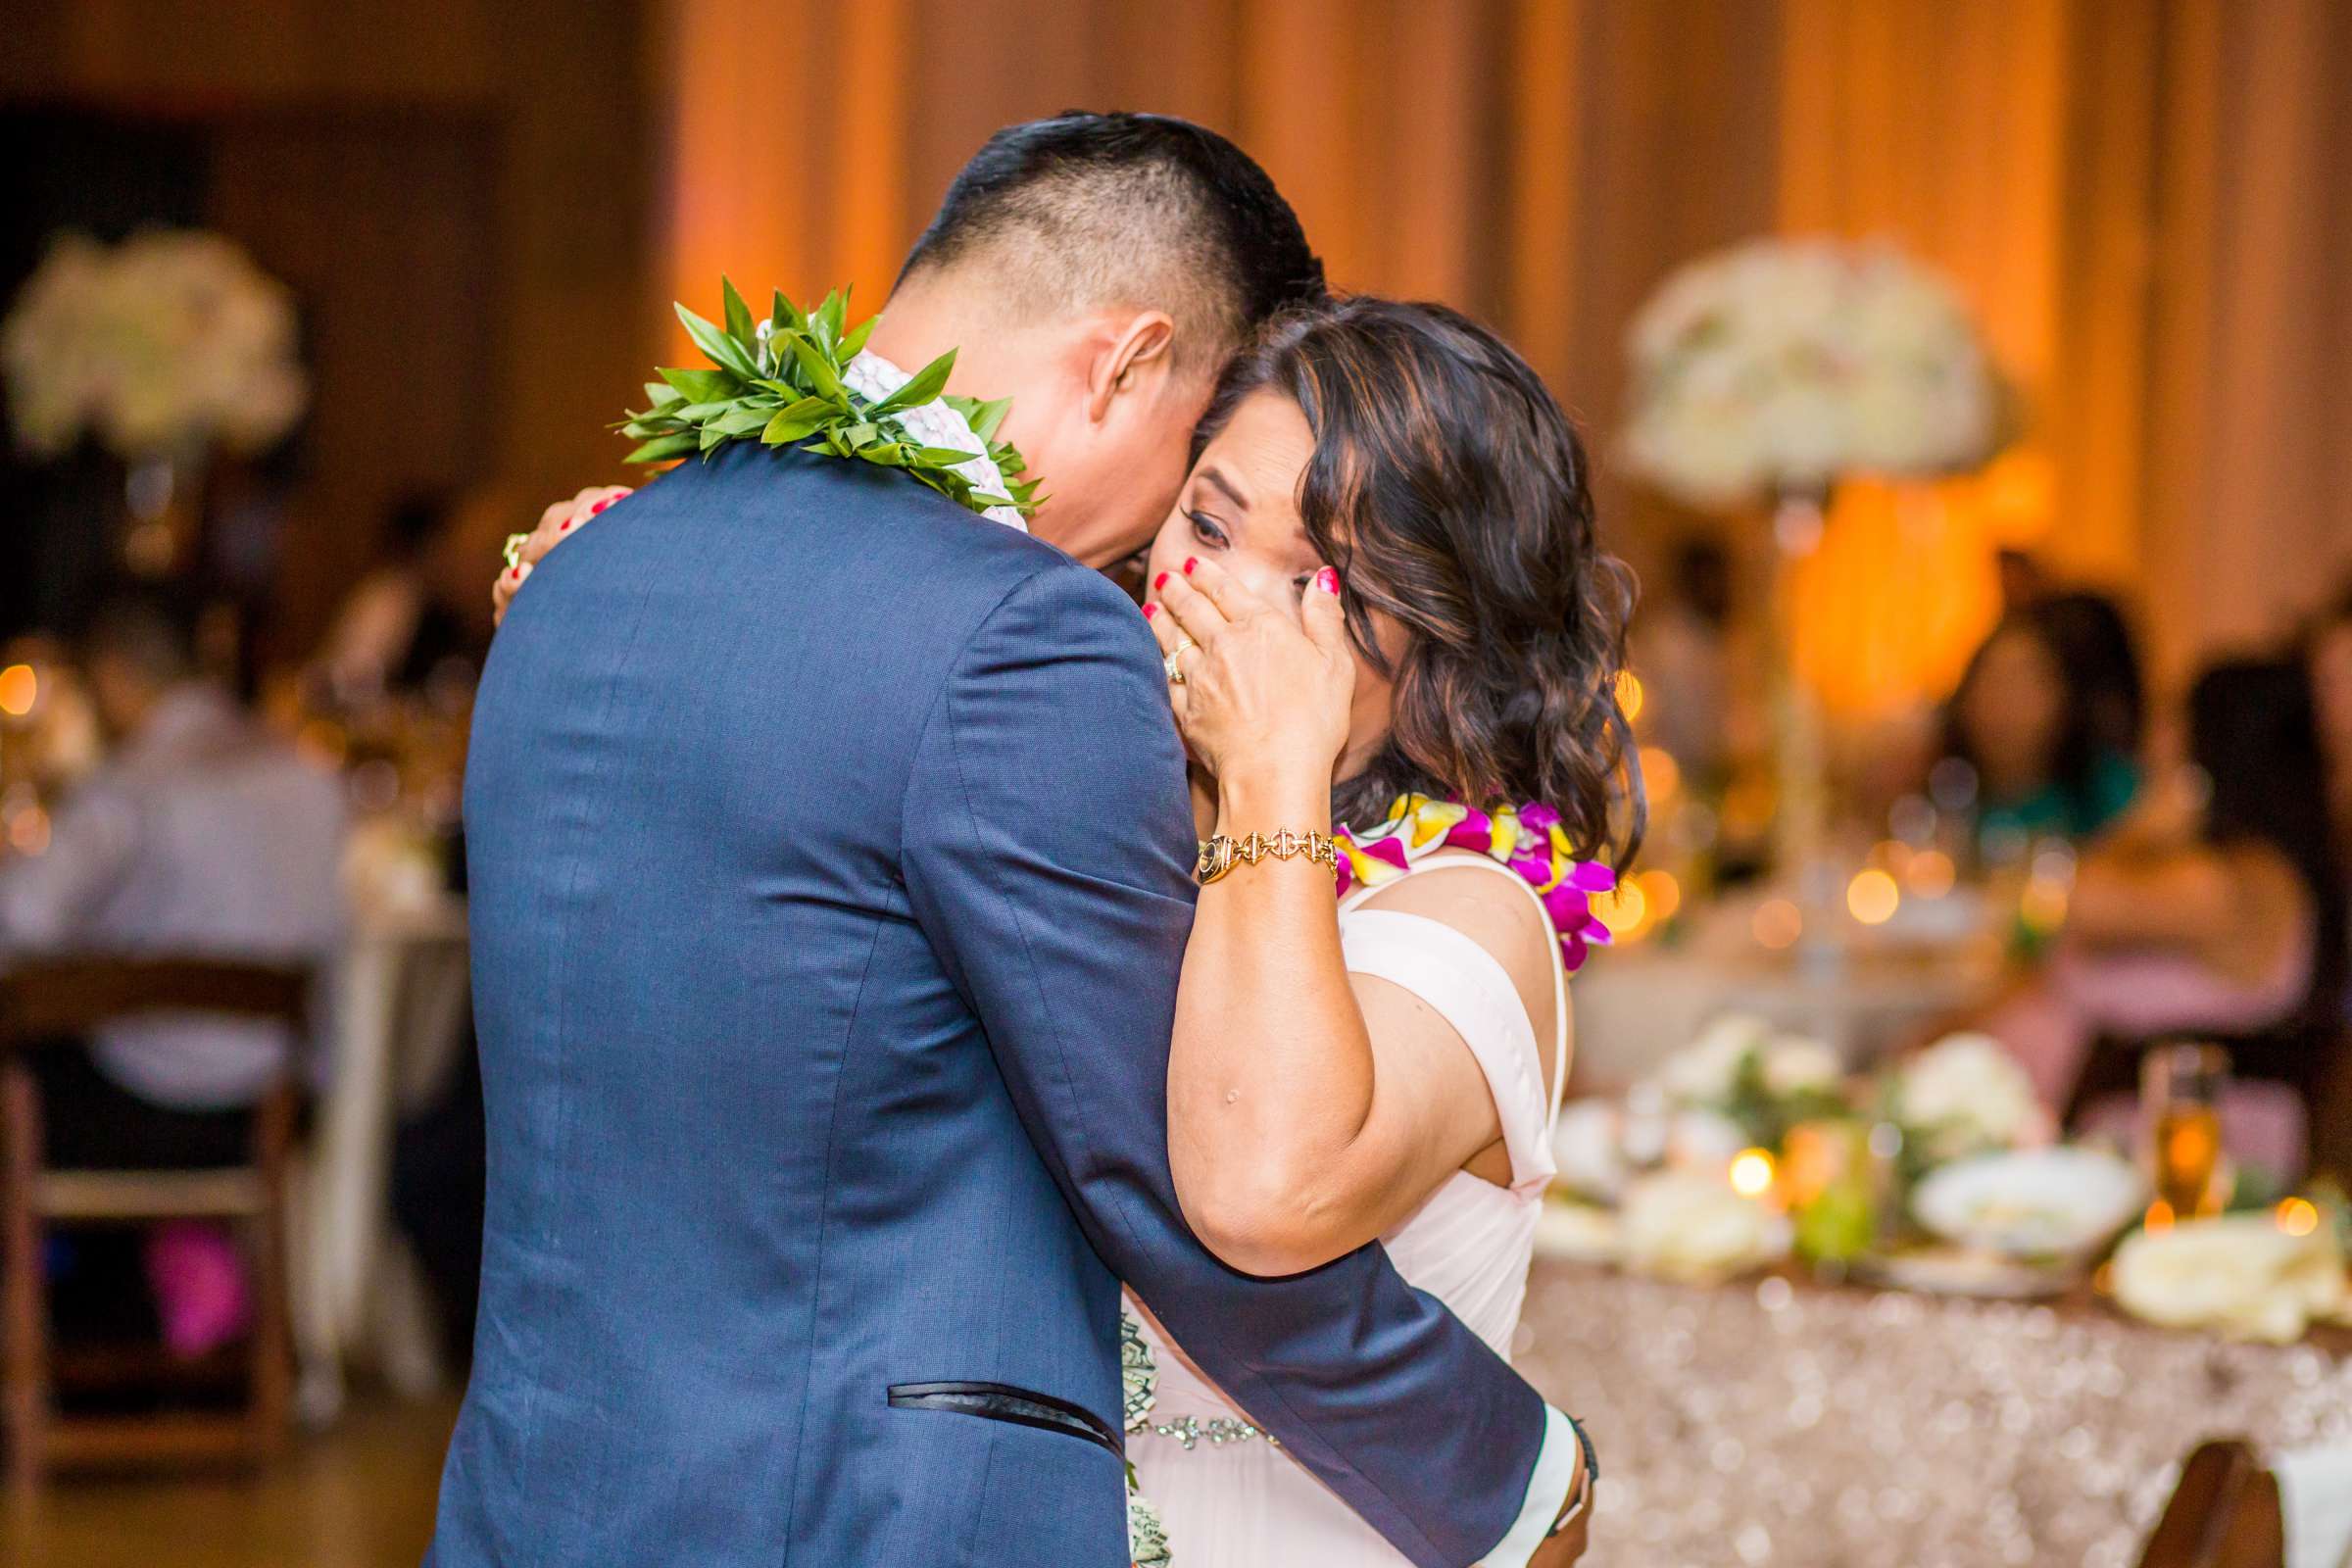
[898,111,1325,371]
[78,580,202,685]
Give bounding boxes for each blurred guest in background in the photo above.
[311,488,494,707]
[1632,534,1736,776]
[2306,582,2352,1168]
[1995,547,2049,615]
[1980,659,2343,1178]
[0,583,346,1354]
[1943,592,2142,853]
[2313,583,2352,893]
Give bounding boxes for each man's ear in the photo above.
[1085,311,1176,423]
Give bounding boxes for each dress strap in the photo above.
[1341,848,1573,1123]
[1340,908,1559,1199]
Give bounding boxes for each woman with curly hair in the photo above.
[1129,296,1640,1563]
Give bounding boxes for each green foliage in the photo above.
[1716,1050,1848,1152]
[615,278,1041,519]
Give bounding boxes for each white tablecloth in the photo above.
[296,896,468,1420]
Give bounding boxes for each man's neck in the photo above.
[863,276,1029,403]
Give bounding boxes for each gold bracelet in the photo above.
[1196,829,1337,886]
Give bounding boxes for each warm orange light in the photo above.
[1638,746,1681,805]
[1752,898,1803,950]
[0,664,34,718]
[2143,1200,2176,1234]
[1615,669,1644,723]
[1729,1148,1777,1200]
[1846,868,1900,926]
[1905,849,1956,899]
[2020,877,2070,933]
[2276,1198,2321,1237]
[1634,868,1681,925]
[1593,881,1649,943]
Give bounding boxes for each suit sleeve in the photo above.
[900,561,1549,1568]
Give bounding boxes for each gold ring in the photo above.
[1164,637,1196,685]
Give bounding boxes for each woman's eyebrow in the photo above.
[1199,466,1250,514]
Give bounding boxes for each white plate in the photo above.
[1856,1246,2076,1299]
[1912,1146,2145,1260]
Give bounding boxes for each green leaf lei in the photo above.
[614,277,1041,519]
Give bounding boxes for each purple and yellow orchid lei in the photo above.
[1334,794,1619,972]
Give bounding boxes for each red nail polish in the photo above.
[1153,572,1169,590]
[560,519,572,531]
[590,499,612,514]
[1316,567,1340,595]
[1183,558,1198,575]
[1142,603,1158,620]
[509,566,521,581]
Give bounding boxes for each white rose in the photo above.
[2111,1214,2347,1345]
[1896,1032,2051,1158]
[1658,1012,1774,1104]
[1618,1170,1790,1285]
[1551,1098,1628,1201]
[1762,1035,1841,1096]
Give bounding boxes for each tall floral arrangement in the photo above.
[1,229,308,462]
[1621,236,1999,511]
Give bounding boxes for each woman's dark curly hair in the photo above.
[1191,296,1643,868]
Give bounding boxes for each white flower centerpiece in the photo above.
[3,228,308,572]
[3,229,308,462]
[1622,236,2000,514]
[1889,1031,2052,1164]
[1621,236,2003,880]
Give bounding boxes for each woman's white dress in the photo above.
[1129,850,1571,1566]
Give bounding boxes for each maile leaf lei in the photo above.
[614,277,1041,519]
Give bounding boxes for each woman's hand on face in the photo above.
[490,485,633,625]
[1149,555,1353,788]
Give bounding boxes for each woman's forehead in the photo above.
[1196,391,1314,516]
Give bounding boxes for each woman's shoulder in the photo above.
[1351,855,1562,1017]
[1364,851,1561,973]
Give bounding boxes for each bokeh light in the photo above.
[1905,849,1956,898]
[1634,868,1682,925]
[2276,1197,2320,1237]
[1752,897,1803,950]
[1593,880,1649,943]
[1615,669,1644,723]
[1846,867,1900,925]
[1729,1148,1777,1199]
[0,663,36,718]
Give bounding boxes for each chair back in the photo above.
[0,958,312,1049]
[2137,1440,2285,1568]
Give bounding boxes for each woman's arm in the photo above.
[1152,560,1557,1277]
[2069,838,2312,987]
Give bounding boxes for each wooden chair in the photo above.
[2137,1440,2286,1568]
[0,957,310,1491]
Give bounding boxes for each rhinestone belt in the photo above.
[1144,1414,1281,1450]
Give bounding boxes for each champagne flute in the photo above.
[2141,1043,2229,1221]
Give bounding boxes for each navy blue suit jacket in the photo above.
[428,444,1546,1567]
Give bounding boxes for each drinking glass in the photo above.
[2141,1043,2229,1221]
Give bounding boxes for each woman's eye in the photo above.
[1187,511,1230,549]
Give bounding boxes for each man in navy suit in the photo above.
[434,113,1588,1568]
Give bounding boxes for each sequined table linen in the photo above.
[1514,1259,2352,1568]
